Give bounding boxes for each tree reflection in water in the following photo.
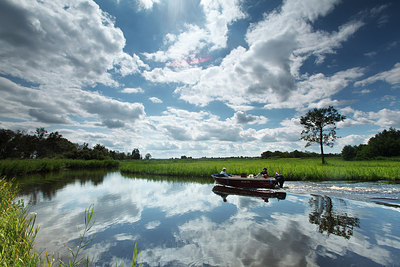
[308,195,360,239]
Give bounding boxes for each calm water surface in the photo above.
[18,171,400,266]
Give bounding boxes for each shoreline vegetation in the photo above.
[120,157,399,181]
[0,157,399,181]
[0,178,39,266]
[0,159,119,177]
[1,178,140,266]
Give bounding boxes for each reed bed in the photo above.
[120,158,400,181]
[0,159,119,177]
[0,178,39,266]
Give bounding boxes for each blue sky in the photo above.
[1,0,399,158]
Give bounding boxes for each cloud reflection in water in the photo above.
[19,172,400,266]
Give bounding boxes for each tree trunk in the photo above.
[319,128,325,164]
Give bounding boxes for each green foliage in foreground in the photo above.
[0,159,119,177]
[120,157,400,181]
[1,179,141,266]
[0,178,39,266]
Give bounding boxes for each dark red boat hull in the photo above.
[212,175,278,189]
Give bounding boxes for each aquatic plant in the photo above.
[0,178,39,266]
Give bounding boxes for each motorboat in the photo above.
[211,173,284,189]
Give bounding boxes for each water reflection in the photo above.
[308,195,360,239]
[17,169,109,204]
[212,185,286,203]
[17,171,400,266]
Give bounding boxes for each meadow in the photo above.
[120,157,400,181]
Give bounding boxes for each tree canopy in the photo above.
[0,128,146,160]
[342,128,400,160]
[300,106,345,164]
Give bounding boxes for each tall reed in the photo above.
[0,159,119,177]
[0,178,39,266]
[120,157,399,181]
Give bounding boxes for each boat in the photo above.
[212,185,286,202]
[211,173,284,189]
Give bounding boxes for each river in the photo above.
[17,171,400,266]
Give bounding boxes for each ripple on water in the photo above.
[284,181,400,206]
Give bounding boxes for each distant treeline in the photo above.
[1,127,399,161]
[0,128,145,160]
[261,150,337,159]
[260,128,400,161]
[341,128,400,160]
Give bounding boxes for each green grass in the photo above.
[0,159,119,177]
[120,157,400,181]
[0,178,39,266]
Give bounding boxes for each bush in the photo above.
[341,145,356,161]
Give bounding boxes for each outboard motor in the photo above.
[275,175,285,188]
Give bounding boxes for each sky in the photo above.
[1,0,399,159]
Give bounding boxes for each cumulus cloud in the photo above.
[0,0,150,133]
[355,63,400,87]
[142,0,245,63]
[121,87,144,94]
[340,107,400,129]
[153,0,365,110]
[232,111,268,125]
[0,76,145,130]
[137,0,161,10]
[0,0,146,88]
[149,97,163,103]
[77,91,145,126]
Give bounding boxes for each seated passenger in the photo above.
[220,167,232,177]
[258,168,268,178]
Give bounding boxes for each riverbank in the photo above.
[120,157,400,181]
[0,159,119,177]
[1,157,398,181]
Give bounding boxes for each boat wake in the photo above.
[284,181,400,207]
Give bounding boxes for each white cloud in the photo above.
[149,97,163,103]
[339,107,400,129]
[137,0,160,10]
[355,63,400,87]
[231,111,268,125]
[0,0,146,88]
[0,77,145,130]
[155,0,365,110]
[142,0,245,64]
[121,87,144,94]
[368,109,400,128]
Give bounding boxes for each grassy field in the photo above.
[120,157,400,181]
[0,159,119,177]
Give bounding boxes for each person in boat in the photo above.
[220,167,232,177]
[275,171,285,188]
[258,168,269,178]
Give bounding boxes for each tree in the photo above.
[300,106,345,164]
[145,153,152,160]
[131,148,141,160]
[368,127,400,157]
[341,145,356,161]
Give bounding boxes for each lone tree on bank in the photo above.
[300,106,345,164]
